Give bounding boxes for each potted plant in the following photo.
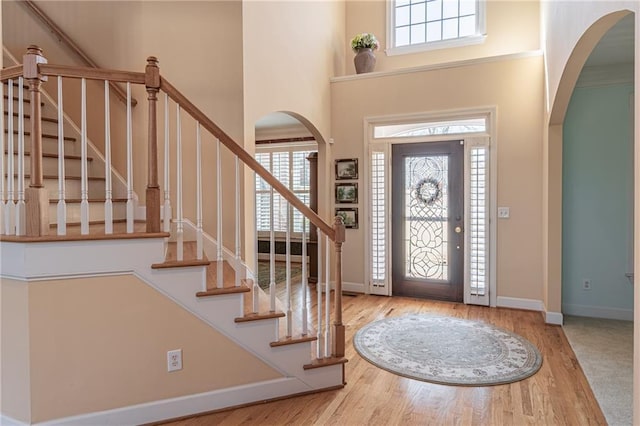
[351,33,379,74]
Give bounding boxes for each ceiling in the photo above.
[584,14,635,67]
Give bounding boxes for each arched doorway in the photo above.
[252,111,328,286]
[545,10,636,425]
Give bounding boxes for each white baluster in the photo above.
[269,185,276,312]
[80,78,89,235]
[0,82,5,235]
[176,105,183,261]
[196,123,203,260]
[216,138,223,288]
[285,204,293,337]
[317,228,323,359]
[325,234,331,357]
[103,80,112,234]
[235,156,241,287]
[15,77,25,236]
[125,82,134,233]
[56,76,67,235]
[5,79,15,235]
[253,170,259,313]
[301,216,308,335]
[163,93,171,233]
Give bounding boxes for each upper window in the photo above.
[387,0,486,55]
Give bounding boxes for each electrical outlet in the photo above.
[498,207,510,219]
[582,279,592,290]
[167,349,182,372]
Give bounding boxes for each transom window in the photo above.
[388,0,485,54]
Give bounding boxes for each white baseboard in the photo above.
[496,296,544,312]
[562,303,633,321]
[545,311,564,325]
[35,378,307,426]
[342,281,365,294]
[0,414,27,426]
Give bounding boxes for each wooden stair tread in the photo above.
[4,111,58,123]
[7,173,105,181]
[151,241,210,269]
[303,356,348,370]
[270,334,317,347]
[4,151,93,161]
[4,221,165,242]
[48,198,128,203]
[234,278,286,323]
[196,260,249,296]
[3,95,44,106]
[4,129,75,141]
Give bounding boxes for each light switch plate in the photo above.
[498,207,510,219]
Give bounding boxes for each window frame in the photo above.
[385,0,487,56]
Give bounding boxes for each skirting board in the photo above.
[1,414,25,426]
[17,378,307,426]
[326,281,365,294]
[562,303,633,322]
[545,311,564,325]
[496,296,544,312]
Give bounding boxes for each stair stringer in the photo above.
[1,237,343,407]
[141,266,344,391]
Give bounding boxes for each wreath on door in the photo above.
[414,177,442,206]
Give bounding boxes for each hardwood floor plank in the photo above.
[160,294,606,426]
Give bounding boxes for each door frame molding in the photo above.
[363,107,498,307]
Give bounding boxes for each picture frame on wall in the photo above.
[335,183,358,204]
[335,207,358,229]
[335,158,358,180]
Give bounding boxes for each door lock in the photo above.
[455,226,462,233]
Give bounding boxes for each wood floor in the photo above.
[161,293,606,426]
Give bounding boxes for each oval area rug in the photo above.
[353,314,542,386]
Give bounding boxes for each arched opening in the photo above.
[252,111,328,286]
[545,10,635,424]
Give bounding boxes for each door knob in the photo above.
[455,226,462,233]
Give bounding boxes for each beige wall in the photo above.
[345,0,539,74]
[331,55,545,301]
[2,275,280,423]
[241,0,346,264]
[0,279,31,423]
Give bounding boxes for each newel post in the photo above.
[23,45,49,236]
[332,215,346,358]
[145,56,161,233]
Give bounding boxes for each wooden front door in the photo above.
[391,141,464,302]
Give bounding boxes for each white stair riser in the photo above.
[48,200,127,223]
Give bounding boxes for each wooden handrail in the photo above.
[0,65,24,80]
[20,0,137,107]
[160,77,336,240]
[39,64,146,84]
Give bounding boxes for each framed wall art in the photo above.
[335,158,358,180]
[335,207,358,229]
[335,182,358,204]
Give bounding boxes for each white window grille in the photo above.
[469,146,488,296]
[388,0,486,54]
[255,145,315,235]
[371,150,387,287]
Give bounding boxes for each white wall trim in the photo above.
[342,281,366,294]
[496,296,544,312]
[32,378,309,426]
[331,50,543,84]
[545,311,564,325]
[562,303,634,321]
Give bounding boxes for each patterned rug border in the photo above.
[353,314,543,387]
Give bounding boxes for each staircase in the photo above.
[0,45,346,425]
